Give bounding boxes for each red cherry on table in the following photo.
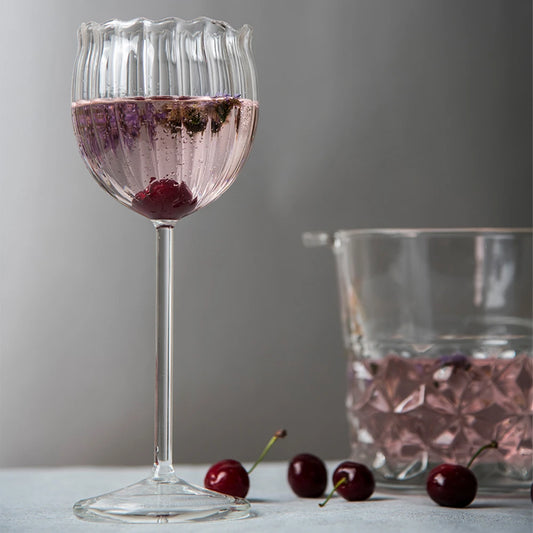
[288,453,328,498]
[319,461,375,507]
[426,441,498,508]
[204,459,249,499]
[426,464,477,508]
[204,429,287,498]
[332,461,375,502]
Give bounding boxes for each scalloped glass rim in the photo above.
[78,16,252,36]
[73,16,257,101]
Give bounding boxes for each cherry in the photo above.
[319,461,375,507]
[131,178,198,220]
[204,429,286,498]
[426,441,498,508]
[203,459,249,499]
[288,453,328,498]
[426,464,477,508]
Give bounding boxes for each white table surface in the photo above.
[0,462,531,532]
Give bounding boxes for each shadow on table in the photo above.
[247,495,395,504]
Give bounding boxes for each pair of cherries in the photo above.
[288,454,374,506]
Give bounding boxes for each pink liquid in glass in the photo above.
[72,96,258,220]
[347,347,532,490]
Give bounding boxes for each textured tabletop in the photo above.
[0,463,531,532]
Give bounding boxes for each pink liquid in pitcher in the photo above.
[72,96,258,220]
[347,347,532,490]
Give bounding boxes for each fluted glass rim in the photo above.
[72,16,257,101]
[77,16,252,38]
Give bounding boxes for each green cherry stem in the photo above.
[466,441,498,470]
[319,477,347,508]
[247,429,287,475]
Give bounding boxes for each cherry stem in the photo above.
[318,477,347,508]
[247,429,287,475]
[466,441,498,470]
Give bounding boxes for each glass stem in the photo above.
[153,223,175,480]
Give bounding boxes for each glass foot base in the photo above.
[73,473,251,523]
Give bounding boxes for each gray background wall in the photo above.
[0,0,531,468]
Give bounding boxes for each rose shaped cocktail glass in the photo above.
[71,18,258,522]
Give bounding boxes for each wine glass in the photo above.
[71,17,258,523]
